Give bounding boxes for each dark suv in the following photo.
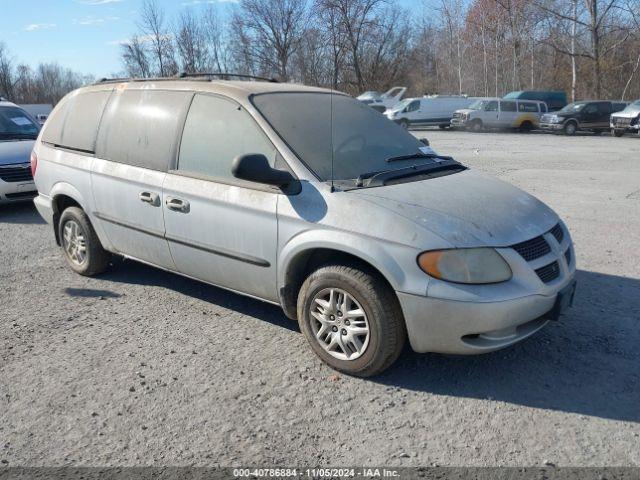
[540,100,627,135]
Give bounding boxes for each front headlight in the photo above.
[417,248,512,284]
[551,115,560,123]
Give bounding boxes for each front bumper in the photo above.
[0,179,37,203]
[398,280,574,354]
[399,224,577,355]
[539,122,564,131]
[450,118,467,127]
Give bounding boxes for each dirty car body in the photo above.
[32,79,576,375]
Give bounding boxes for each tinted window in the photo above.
[500,101,517,112]
[96,89,192,171]
[583,103,598,115]
[518,102,539,112]
[485,101,498,111]
[406,100,420,112]
[178,94,277,181]
[0,106,40,140]
[43,91,112,152]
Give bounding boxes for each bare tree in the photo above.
[175,10,208,73]
[139,0,176,76]
[121,36,151,78]
[236,0,307,80]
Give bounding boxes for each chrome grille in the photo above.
[511,236,551,262]
[613,117,631,126]
[0,163,33,183]
[550,223,564,244]
[452,112,462,119]
[541,114,554,123]
[535,261,560,283]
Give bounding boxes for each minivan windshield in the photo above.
[469,99,492,110]
[558,102,586,113]
[253,92,457,185]
[0,106,40,140]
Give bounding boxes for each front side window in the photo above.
[484,101,499,112]
[405,100,420,112]
[178,94,277,181]
[500,101,517,112]
[0,106,40,140]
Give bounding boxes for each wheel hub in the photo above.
[309,288,370,361]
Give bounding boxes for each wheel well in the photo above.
[52,195,82,245]
[280,248,397,320]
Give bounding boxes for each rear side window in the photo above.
[43,91,112,152]
[518,102,539,112]
[96,89,192,171]
[177,94,277,181]
[500,101,517,112]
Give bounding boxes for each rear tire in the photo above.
[612,129,625,137]
[297,264,406,377]
[58,207,110,276]
[438,124,448,130]
[519,121,533,132]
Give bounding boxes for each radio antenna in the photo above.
[330,87,335,193]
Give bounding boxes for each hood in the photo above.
[612,107,640,118]
[349,169,558,247]
[456,109,475,115]
[0,139,35,166]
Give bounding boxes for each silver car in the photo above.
[32,78,577,376]
[0,100,39,203]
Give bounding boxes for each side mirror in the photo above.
[419,138,430,146]
[231,153,294,188]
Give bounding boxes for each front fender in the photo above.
[278,227,430,297]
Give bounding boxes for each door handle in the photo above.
[165,196,190,213]
[139,191,159,206]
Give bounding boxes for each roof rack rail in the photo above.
[95,72,280,85]
[178,72,280,83]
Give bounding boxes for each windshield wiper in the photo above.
[386,152,453,163]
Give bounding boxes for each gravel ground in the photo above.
[1,130,639,468]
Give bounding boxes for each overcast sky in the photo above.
[1,0,421,79]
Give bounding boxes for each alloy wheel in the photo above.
[309,287,370,361]
[62,219,87,266]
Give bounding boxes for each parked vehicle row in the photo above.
[450,98,547,132]
[539,101,628,135]
[30,77,576,376]
[610,99,640,137]
[384,95,477,129]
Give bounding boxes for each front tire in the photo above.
[58,207,110,276]
[469,120,483,132]
[297,264,406,377]
[398,119,409,130]
[612,129,625,137]
[564,121,577,136]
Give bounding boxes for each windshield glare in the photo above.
[0,106,40,139]
[559,102,586,113]
[253,92,434,183]
[624,100,640,111]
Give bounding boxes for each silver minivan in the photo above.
[32,78,576,376]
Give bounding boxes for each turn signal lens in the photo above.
[417,248,512,284]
